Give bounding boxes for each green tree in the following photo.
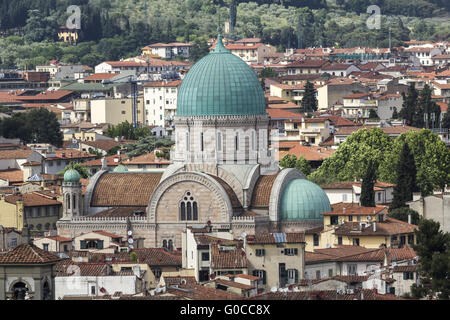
[388,207,421,225]
[442,110,450,129]
[58,162,90,179]
[412,219,450,299]
[368,109,378,119]
[309,127,392,185]
[124,135,174,158]
[399,83,419,125]
[279,154,311,176]
[130,251,138,262]
[190,38,210,62]
[0,108,63,147]
[379,129,450,197]
[260,67,277,78]
[417,84,441,129]
[392,107,399,119]
[390,143,419,210]
[301,81,318,113]
[360,160,376,206]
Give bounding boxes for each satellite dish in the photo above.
[128,238,134,244]
[129,245,134,249]
[270,287,278,293]
[241,232,247,239]
[127,230,133,236]
[367,216,372,221]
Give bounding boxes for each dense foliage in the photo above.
[58,161,90,179]
[301,81,318,113]
[387,207,421,225]
[279,154,312,176]
[0,1,449,69]
[123,135,175,158]
[310,127,450,197]
[0,108,63,147]
[412,219,450,300]
[390,143,419,210]
[105,121,152,140]
[359,160,376,206]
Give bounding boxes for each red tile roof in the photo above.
[0,244,61,264]
[90,172,162,207]
[0,149,34,159]
[5,193,62,207]
[17,90,73,101]
[322,203,388,216]
[266,108,303,120]
[250,173,279,207]
[124,152,170,165]
[211,245,247,269]
[334,217,417,237]
[0,169,23,183]
[280,144,335,162]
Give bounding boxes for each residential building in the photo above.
[122,152,170,172]
[0,243,61,300]
[143,42,192,59]
[90,97,145,126]
[0,192,62,234]
[321,64,361,77]
[404,47,442,66]
[375,93,403,120]
[408,192,450,233]
[42,149,96,175]
[73,231,130,253]
[33,236,73,253]
[143,80,181,131]
[285,59,329,75]
[317,78,369,110]
[0,226,22,250]
[342,93,377,119]
[245,232,306,290]
[321,181,395,205]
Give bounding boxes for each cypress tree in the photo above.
[360,160,376,207]
[390,142,418,210]
[301,80,317,113]
[399,83,418,125]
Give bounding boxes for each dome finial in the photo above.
[212,32,229,54]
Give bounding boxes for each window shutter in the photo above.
[403,272,407,280]
[294,248,298,255]
[80,240,87,249]
[295,269,299,283]
[263,271,266,285]
[97,240,104,249]
[262,249,265,256]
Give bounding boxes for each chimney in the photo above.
[408,214,411,225]
[373,221,376,232]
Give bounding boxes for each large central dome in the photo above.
[176,35,266,116]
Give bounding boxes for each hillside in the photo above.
[0,0,448,70]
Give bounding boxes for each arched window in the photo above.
[252,130,256,151]
[186,132,190,151]
[217,132,222,151]
[66,194,71,210]
[235,132,239,151]
[200,132,204,151]
[180,202,186,220]
[168,239,173,251]
[187,202,192,220]
[193,202,198,220]
[45,223,50,230]
[179,192,198,221]
[72,194,76,210]
[37,224,42,231]
[162,240,167,249]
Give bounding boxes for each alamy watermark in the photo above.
[66,5,81,30]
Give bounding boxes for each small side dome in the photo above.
[280,178,331,221]
[113,164,128,173]
[64,169,80,183]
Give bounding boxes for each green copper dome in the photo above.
[177,35,266,116]
[64,169,80,183]
[113,164,128,173]
[280,179,331,221]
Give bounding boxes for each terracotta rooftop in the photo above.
[90,172,162,207]
[80,140,122,152]
[280,144,334,162]
[266,108,303,120]
[5,193,62,207]
[90,207,147,218]
[324,203,387,216]
[334,217,418,236]
[143,80,182,87]
[81,154,127,167]
[250,173,279,207]
[0,169,23,183]
[83,73,118,81]
[0,149,34,160]
[0,244,61,264]
[124,152,170,165]
[214,278,254,290]
[211,245,247,269]
[167,283,241,300]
